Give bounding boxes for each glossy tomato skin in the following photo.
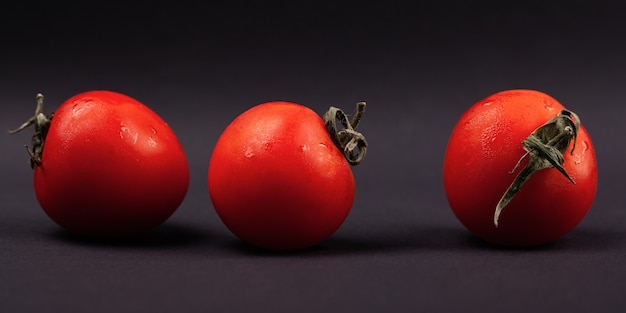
[208,102,355,250]
[443,90,597,247]
[34,90,189,237]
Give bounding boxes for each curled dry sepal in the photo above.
[494,109,580,227]
[323,102,368,166]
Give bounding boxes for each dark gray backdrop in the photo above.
[1,1,625,312]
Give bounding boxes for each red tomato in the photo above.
[443,90,597,247]
[12,91,189,237]
[208,101,366,250]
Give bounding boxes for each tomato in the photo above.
[443,89,597,247]
[11,91,189,237]
[208,101,367,250]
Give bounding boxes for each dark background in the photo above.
[1,1,625,312]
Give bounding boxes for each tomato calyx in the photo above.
[323,102,368,165]
[494,109,580,227]
[9,93,53,168]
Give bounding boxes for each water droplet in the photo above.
[73,100,96,115]
[119,125,138,144]
[543,99,554,111]
[581,140,589,154]
[148,137,157,147]
[244,146,254,158]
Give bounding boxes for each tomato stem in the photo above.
[494,110,580,227]
[323,102,368,165]
[8,93,53,168]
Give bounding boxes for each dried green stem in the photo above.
[9,93,53,168]
[494,110,580,227]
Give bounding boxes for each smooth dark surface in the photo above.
[2,1,625,312]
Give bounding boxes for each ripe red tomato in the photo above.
[443,89,597,247]
[12,91,189,237]
[208,101,367,250]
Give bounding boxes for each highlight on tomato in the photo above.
[443,89,597,247]
[208,101,368,251]
[10,91,190,237]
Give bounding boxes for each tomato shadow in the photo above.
[222,224,625,256]
[423,225,625,253]
[219,226,478,257]
[321,226,478,255]
[220,240,323,256]
[50,222,215,248]
[542,227,625,252]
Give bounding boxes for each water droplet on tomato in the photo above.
[148,137,157,147]
[119,124,138,144]
[581,140,589,154]
[73,100,96,115]
[244,146,254,158]
[543,99,553,111]
[571,140,589,165]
